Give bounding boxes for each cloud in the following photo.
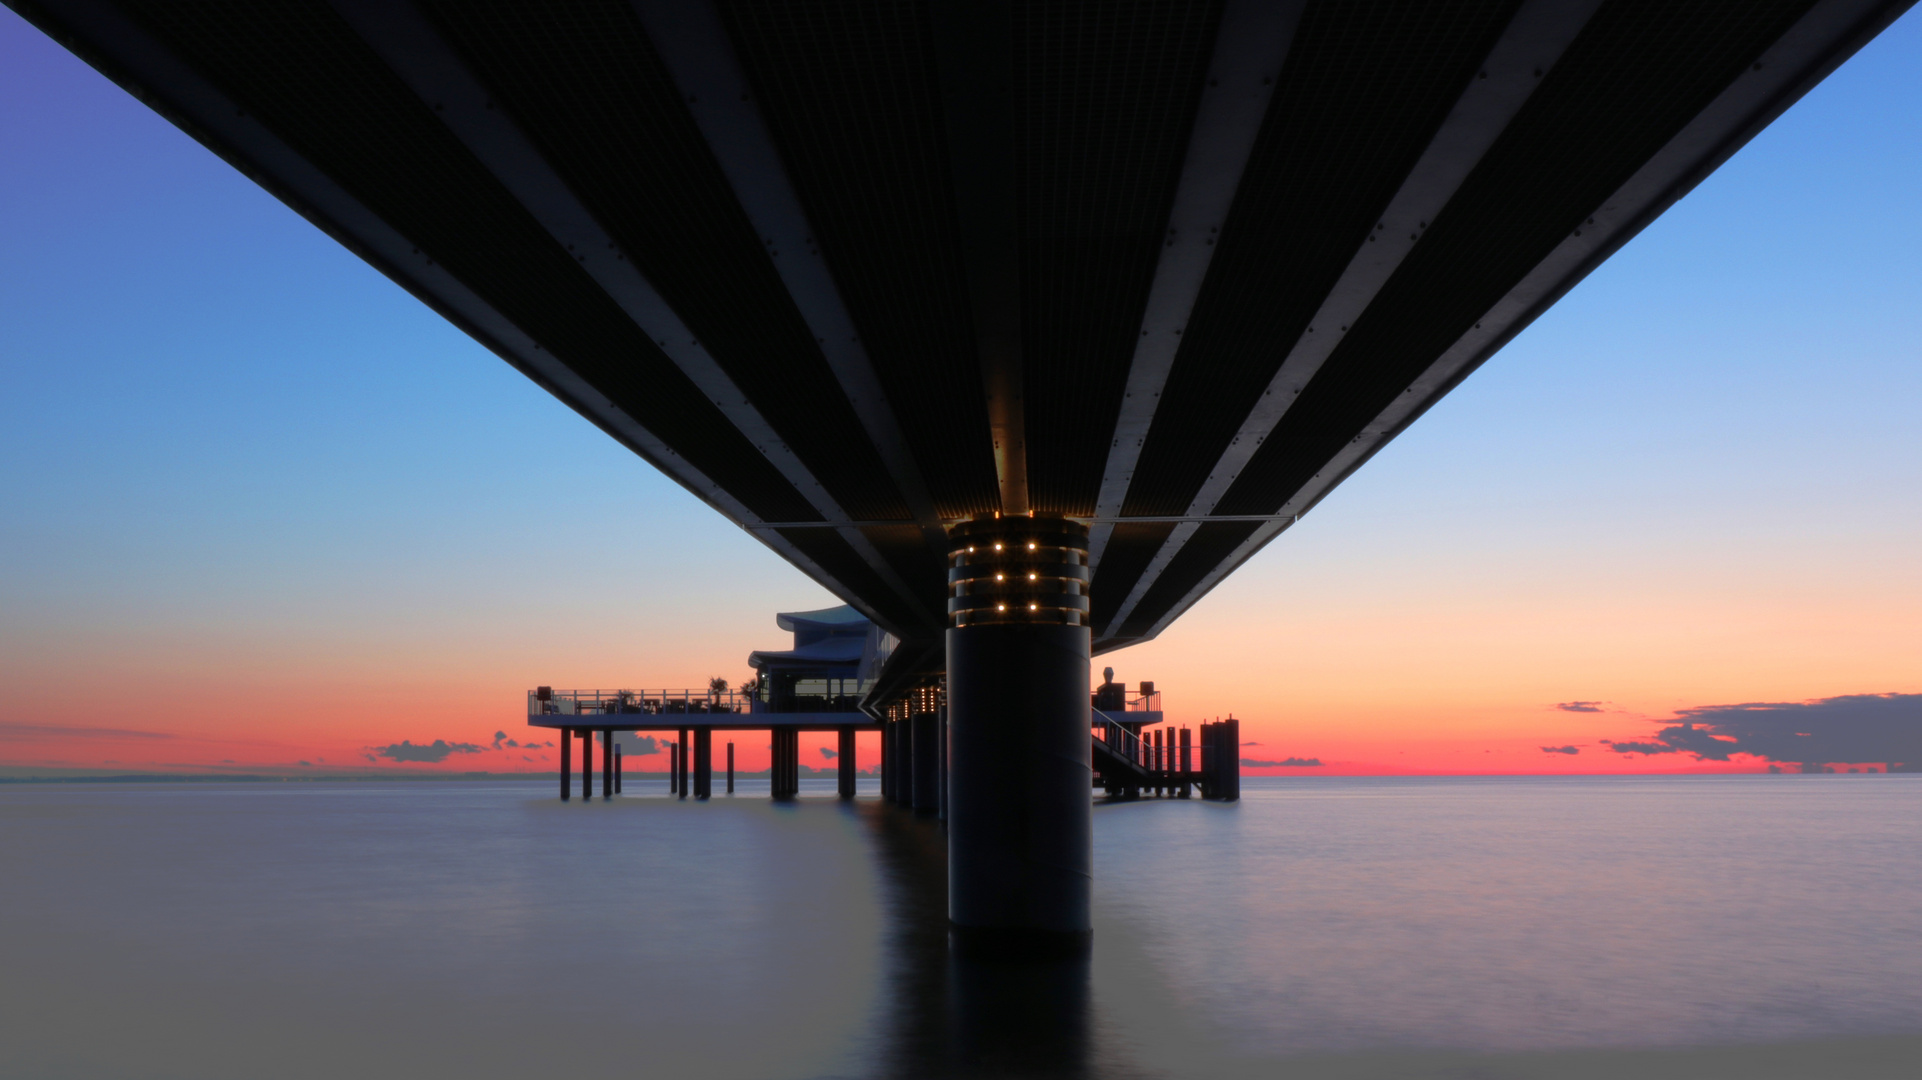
[1600,693,1921,767]
[372,739,483,764]
[1555,701,1605,713]
[492,731,509,749]
[625,735,663,756]
[1242,757,1322,768]
[1241,741,1262,746]
[0,722,174,742]
[1540,745,1581,755]
[819,747,838,759]
[298,760,312,767]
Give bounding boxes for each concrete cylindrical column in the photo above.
[896,715,914,808]
[944,515,1092,956]
[581,729,592,800]
[912,711,939,814]
[677,728,689,800]
[837,726,856,798]
[601,730,612,798]
[694,727,712,799]
[937,700,949,821]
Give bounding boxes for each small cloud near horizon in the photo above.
[1241,741,1261,746]
[1243,757,1322,768]
[1540,745,1581,755]
[820,747,837,759]
[1555,701,1605,713]
[372,739,483,764]
[624,735,664,756]
[1599,692,1919,768]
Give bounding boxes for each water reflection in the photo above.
[858,802,1095,1079]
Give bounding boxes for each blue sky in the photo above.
[2,7,1917,772]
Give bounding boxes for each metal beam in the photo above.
[630,0,949,557]
[328,0,930,631]
[929,0,1027,516]
[1119,0,1913,648]
[1103,0,1604,639]
[11,0,918,635]
[1088,0,1303,568]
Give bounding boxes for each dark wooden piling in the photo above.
[1198,722,1213,799]
[669,744,678,794]
[559,726,572,801]
[1153,729,1163,796]
[581,729,592,800]
[614,744,622,794]
[727,741,735,793]
[1168,726,1183,795]
[694,727,712,799]
[600,730,612,798]
[837,726,856,798]
[1222,718,1241,801]
[677,728,689,800]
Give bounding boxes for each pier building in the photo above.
[527,604,1239,814]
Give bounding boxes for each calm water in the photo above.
[2,775,1918,1078]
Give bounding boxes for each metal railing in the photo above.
[1093,716,1189,775]
[528,688,868,717]
[1092,688,1164,713]
[531,688,749,717]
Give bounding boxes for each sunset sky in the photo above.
[3,8,1917,779]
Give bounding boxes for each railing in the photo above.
[528,688,868,718]
[1092,715,1148,772]
[1092,715,1191,775]
[1091,687,1163,713]
[531,688,749,717]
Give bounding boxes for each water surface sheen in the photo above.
[1,775,1916,1078]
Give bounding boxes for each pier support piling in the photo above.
[912,710,939,815]
[1178,727,1191,798]
[560,725,572,801]
[580,729,592,801]
[727,742,735,794]
[601,730,612,798]
[684,726,699,795]
[837,726,856,798]
[945,516,1092,957]
[896,714,913,807]
[770,727,799,797]
[615,744,622,794]
[694,727,712,799]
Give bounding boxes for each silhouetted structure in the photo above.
[18,0,1905,952]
